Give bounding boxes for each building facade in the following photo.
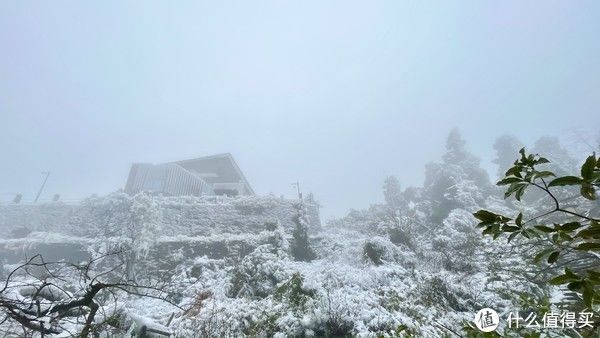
[125,153,254,197]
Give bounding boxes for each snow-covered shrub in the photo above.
[240,305,280,336]
[444,179,485,212]
[233,198,269,215]
[262,220,290,256]
[18,284,70,302]
[428,208,482,273]
[388,226,414,249]
[94,309,129,336]
[87,192,161,281]
[317,287,356,337]
[176,291,238,337]
[127,192,161,258]
[327,206,386,235]
[274,273,315,310]
[0,194,321,239]
[363,240,385,266]
[9,226,30,239]
[362,236,416,268]
[416,276,465,312]
[228,245,290,299]
[291,204,316,262]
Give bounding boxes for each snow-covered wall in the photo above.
[0,232,261,264]
[0,203,77,234]
[0,194,321,238]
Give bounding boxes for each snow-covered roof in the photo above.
[169,153,254,195]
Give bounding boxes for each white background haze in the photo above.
[1,1,599,219]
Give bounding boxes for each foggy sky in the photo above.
[1,1,599,219]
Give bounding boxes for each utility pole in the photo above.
[291,181,302,200]
[34,171,50,203]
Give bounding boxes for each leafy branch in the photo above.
[473,149,600,326]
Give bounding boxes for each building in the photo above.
[125,153,254,197]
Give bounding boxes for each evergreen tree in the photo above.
[493,135,524,178]
[424,129,491,223]
[532,136,577,175]
[442,128,468,165]
[383,176,403,209]
[291,203,316,262]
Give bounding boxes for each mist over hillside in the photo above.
[1,130,599,336]
[2,1,600,337]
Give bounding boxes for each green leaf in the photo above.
[503,226,521,232]
[517,185,528,201]
[577,226,600,239]
[504,182,525,199]
[482,226,498,236]
[581,155,597,180]
[560,222,582,232]
[527,154,535,165]
[496,177,522,186]
[575,242,600,251]
[534,171,555,179]
[534,249,553,263]
[525,229,539,238]
[559,232,573,241]
[515,213,523,227]
[548,176,583,187]
[587,270,600,282]
[582,283,594,308]
[567,281,583,291]
[473,210,499,223]
[565,267,578,278]
[547,251,560,264]
[549,274,574,285]
[534,225,556,233]
[524,171,535,182]
[507,232,520,243]
[580,183,596,200]
[505,166,523,179]
[537,157,550,164]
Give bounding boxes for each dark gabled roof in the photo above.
[167,153,254,195]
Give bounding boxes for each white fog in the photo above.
[1,1,599,337]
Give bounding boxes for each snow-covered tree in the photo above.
[382,176,403,209]
[532,136,577,176]
[87,192,161,281]
[429,209,482,272]
[263,220,290,256]
[229,245,289,299]
[424,129,491,223]
[290,203,316,262]
[493,134,524,178]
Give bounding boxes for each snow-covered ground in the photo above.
[0,134,562,337]
[1,197,540,337]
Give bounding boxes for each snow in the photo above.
[128,312,172,336]
[0,144,560,337]
[0,194,321,238]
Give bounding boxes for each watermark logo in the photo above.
[507,310,595,329]
[474,308,499,332]
[473,309,596,333]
